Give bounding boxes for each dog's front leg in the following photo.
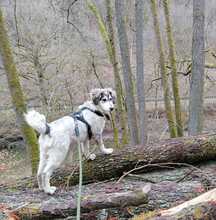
[81,141,96,160]
[96,133,113,154]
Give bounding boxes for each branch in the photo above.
[66,0,86,41]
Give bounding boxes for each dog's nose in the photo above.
[110,107,114,112]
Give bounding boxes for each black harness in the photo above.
[44,107,110,139]
[45,123,51,135]
[70,107,110,140]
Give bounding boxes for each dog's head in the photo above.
[90,88,116,112]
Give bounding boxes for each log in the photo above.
[0,180,204,219]
[135,188,216,220]
[0,135,23,150]
[7,133,216,189]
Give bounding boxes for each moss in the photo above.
[163,0,183,137]
[150,0,177,138]
[194,207,203,219]
[0,8,39,174]
[132,211,159,220]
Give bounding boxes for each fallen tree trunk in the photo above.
[136,188,216,220]
[0,135,23,150]
[47,133,216,186]
[8,133,216,188]
[0,180,204,219]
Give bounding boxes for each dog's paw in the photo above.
[89,153,96,160]
[45,186,57,195]
[103,148,113,154]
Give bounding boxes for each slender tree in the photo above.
[33,54,49,114]
[88,0,128,146]
[188,0,205,135]
[163,0,183,137]
[0,8,39,174]
[150,0,177,138]
[105,0,128,145]
[135,0,147,145]
[115,0,139,145]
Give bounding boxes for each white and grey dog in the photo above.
[24,88,116,194]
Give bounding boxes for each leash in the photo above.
[74,117,82,220]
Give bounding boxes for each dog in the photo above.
[24,88,116,194]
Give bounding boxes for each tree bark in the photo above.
[115,0,139,145]
[0,8,39,174]
[135,188,216,220]
[188,0,205,135]
[135,0,148,145]
[5,133,216,189]
[150,0,177,138]
[0,179,204,219]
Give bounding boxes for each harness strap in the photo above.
[70,111,93,139]
[73,117,80,137]
[80,107,110,120]
[45,123,51,135]
[70,107,109,140]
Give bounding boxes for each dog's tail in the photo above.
[24,110,47,134]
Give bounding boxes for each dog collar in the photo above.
[80,107,110,120]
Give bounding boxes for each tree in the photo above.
[188,0,205,135]
[87,0,128,146]
[135,0,147,145]
[105,0,128,145]
[0,8,39,174]
[115,0,139,145]
[163,0,183,137]
[150,0,177,138]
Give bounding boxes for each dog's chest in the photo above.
[91,117,105,133]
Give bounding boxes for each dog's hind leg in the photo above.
[37,145,47,190]
[37,155,46,190]
[42,139,70,194]
[42,162,57,195]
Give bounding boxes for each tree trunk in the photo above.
[135,188,216,220]
[188,0,205,135]
[0,8,39,174]
[88,0,127,147]
[0,179,204,219]
[150,0,177,138]
[33,55,48,114]
[135,0,147,145]
[163,0,183,137]
[115,0,139,145]
[105,0,128,146]
[6,133,216,188]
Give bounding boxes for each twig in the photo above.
[8,202,30,212]
[176,168,195,183]
[126,173,156,183]
[117,162,213,184]
[66,0,86,41]
[13,0,20,46]
[90,53,104,88]
[117,163,174,183]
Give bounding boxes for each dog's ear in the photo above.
[90,88,102,105]
[107,88,116,103]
